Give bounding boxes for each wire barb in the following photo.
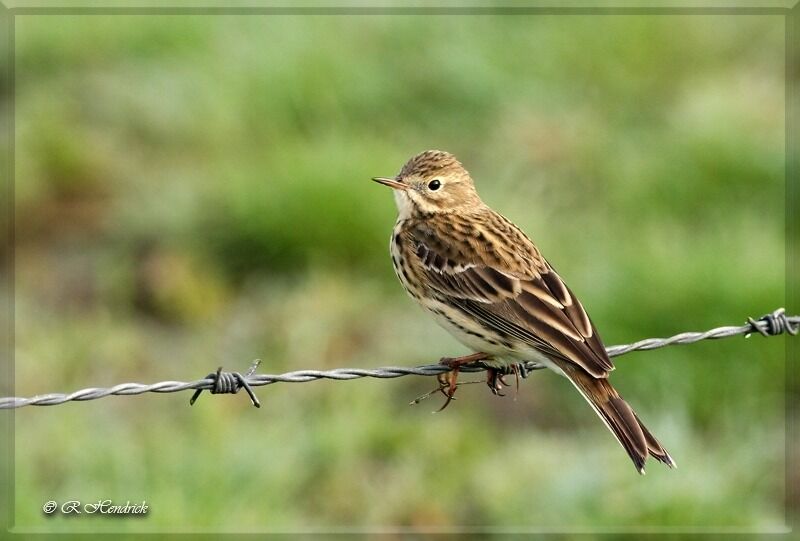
[0,307,797,410]
[747,307,798,337]
[189,359,262,408]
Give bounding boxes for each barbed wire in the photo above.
[1,307,796,410]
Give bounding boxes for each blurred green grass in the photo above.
[10,13,788,532]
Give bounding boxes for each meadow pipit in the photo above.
[373,150,675,474]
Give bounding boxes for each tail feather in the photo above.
[634,411,677,468]
[562,365,675,473]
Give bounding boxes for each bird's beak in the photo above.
[372,177,409,191]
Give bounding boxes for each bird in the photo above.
[372,149,675,474]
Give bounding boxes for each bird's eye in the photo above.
[428,179,441,191]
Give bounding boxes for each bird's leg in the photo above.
[435,352,491,411]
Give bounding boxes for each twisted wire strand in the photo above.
[1,307,796,410]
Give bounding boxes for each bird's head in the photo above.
[373,150,483,218]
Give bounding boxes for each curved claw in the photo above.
[435,370,459,411]
[436,392,456,412]
[486,368,509,396]
[511,363,521,397]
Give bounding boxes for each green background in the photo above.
[10,12,788,533]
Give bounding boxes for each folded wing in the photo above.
[408,219,614,378]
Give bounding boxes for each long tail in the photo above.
[560,365,676,474]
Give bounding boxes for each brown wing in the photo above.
[407,213,614,378]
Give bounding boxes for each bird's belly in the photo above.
[420,298,544,363]
[430,309,509,356]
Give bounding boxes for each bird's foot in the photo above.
[486,367,509,396]
[433,352,491,411]
[486,363,523,399]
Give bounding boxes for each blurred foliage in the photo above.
[9,12,788,533]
